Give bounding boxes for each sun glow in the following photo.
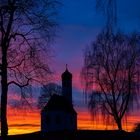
[6,106,139,135]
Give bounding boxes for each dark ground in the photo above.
[1,130,140,140]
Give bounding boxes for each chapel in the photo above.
[41,66,77,132]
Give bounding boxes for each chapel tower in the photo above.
[61,64,72,104]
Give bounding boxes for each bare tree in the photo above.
[0,106,1,123]
[0,0,59,138]
[96,0,117,32]
[37,83,62,109]
[81,31,140,130]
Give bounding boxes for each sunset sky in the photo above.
[5,0,140,135]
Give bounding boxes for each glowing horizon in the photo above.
[3,68,140,135]
[5,103,140,135]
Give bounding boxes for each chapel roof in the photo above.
[42,94,76,114]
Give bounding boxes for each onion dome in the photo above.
[61,64,72,80]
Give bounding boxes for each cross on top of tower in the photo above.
[61,64,72,79]
[66,64,68,70]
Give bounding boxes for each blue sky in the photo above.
[53,0,140,89]
[51,0,140,129]
[7,0,140,133]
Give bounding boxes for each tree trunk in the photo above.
[1,5,14,138]
[116,118,122,131]
[1,51,8,138]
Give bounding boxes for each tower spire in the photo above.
[61,65,72,104]
[66,64,68,70]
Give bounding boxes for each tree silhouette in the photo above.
[96,0,117,32]
[0,0,59,138]
[37,83,62,109]
[81,31,140,130]
[0,105,1,123]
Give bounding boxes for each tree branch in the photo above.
[8,78,30,88]
[7,58,25,69]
